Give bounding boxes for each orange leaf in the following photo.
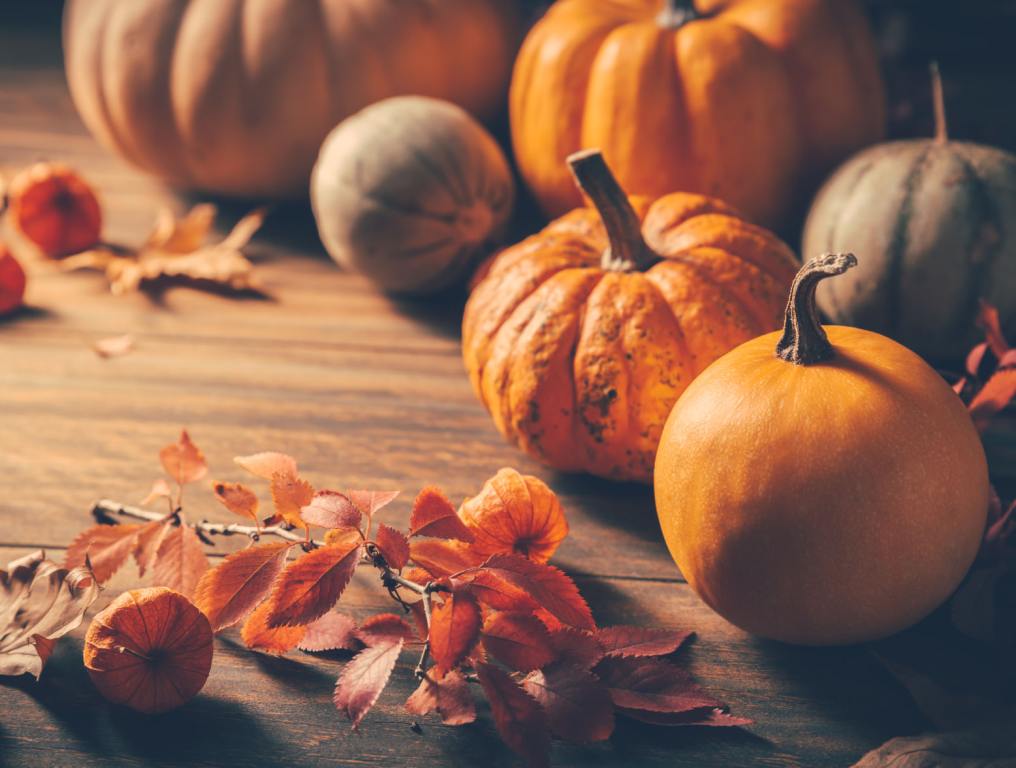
[298,612,360,652]
[139,478,173,508]
[241,600,306,655]
[265,531,361,627]
[374,524,410,571]
[595,626,694,659]
[347,490,399,518]
[452,568,539,612]
[475,661,550,768]
[428,592,481,674]
[406,668,476,726]
[409,486,474,542]
[482,612,555,672]
[523,662,614,743]
[152,524,208,597]
[233,451,297,481]
[212,481,259,523]
[65,524,142,583]
[357,613,416,645]
[133,519,171,577]
[194,541,293,632]
[478,554,594,630]
[409,539,483,579]
[92,333,134,359]
[159,430,208,485]
[459,468,568,563]
[270,471,314,529]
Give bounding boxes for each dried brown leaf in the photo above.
[596,626,694,659]
[92,334,134,359]
[212,481,259,523]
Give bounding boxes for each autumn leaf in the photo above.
[374,524,410,570]
[429,592,481,673]
[241,600,306,655]
[139,478,173,508]
[65,523,142,583]
[475,661,551,768]
[357,613,416,645]
[409,486,474,542]
[481,612,555,672]
[234,451,298,481]
[523,662,614,743]
[406,669,476,726]
[851,720,1016,767]
[595,626,694,659]
[347,490,399,519]
[547,627,604,669]
[212,481,259,523]
[159,430,208,486]
[458,468,568,563]
[298,612,360,653]
[452,568,540,613]
[476,554,595,630]
[133,518,171,577]
[266,530,361,627]
[193,541,293,632]
[410,539,484,579]
[92,334,134,359]
[152,524,209,597]
[270,471,315,529]
[334,637,404,729]
[0,551,99,678]
[301,490,361,530]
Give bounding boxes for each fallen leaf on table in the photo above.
[1,551,99,678]
[523,661,614,743]
[59,204,266,295]
[595,626,694,659]
[92,334,133,358]
[406,668,476,726]
[852,715,1016,766]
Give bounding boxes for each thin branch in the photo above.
[414,590,433,679]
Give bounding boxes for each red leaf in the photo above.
[374,524,410,570]
[298,611,360,652]
[429,592,481,673]
[410,539,483,578]
[478,554,595,630]
[133,519,171,577]
[482,612,555,671]
[266,531,361,627]
[596,626,694,658]
[65,524,142,583]
[357,613,416,645]
[969,368,1016,431]
[523,661,614,742]
[301,490,361,530]
[453,568,540,612]
[475,661,550,768]
[334,638,404,729]
[406,669,476,726]
[976,300,1010,359]
[152,524,209,597]
[212,481,259,523]
[548,627,604,668]
[618,707,753,727]
[409,486,474,542]
[159,430,208,485]
[234,451,298,480]
[193,541,293,632]
[347,490,399,518]
[242,600,306,655]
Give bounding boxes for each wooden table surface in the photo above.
[0,14,931,768]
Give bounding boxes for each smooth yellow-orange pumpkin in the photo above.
[62,0,521,197]
[511,0,885,226]
[654,254,990,645]
[463,149,798,482]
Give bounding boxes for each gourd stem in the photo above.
[658,0,698,28]
[566,149,656,272]
[775,253,858,365]
[930,61,948,144]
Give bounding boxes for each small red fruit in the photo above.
[7,162,102,257]
[0,243,26,316]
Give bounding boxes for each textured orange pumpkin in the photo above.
[84,587,214,713]
[654,254,990,645]
[463,150,797,482]
[511,0,885,226]
[62,0,521,197]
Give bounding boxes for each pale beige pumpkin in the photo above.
[62,0,521,197]
[311,97,514,295]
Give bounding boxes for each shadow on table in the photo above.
[551,472,665,546]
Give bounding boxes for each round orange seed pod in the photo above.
[7,162,102,258]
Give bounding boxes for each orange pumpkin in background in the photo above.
[511,0,885,227]
[62,0,521,197]
[463,150,797,483]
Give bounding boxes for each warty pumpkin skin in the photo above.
[463,149,798,483]
[804,67,1016,364]
[311,96,514,295]
[62,0,520,197]
[510,0,884,227]
[654,254,989,645]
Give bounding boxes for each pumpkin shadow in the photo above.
[385,286,467,341]
[551,472,666,545]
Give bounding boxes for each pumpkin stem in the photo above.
[930,61,949,144]
[776,253,858,365]
[657,0,698,28]
[566,149,656,272]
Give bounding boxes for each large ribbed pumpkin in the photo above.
[463,150,797,482]
[62,0,520,197]
[803,68,1016,364]
[511,0,885,227]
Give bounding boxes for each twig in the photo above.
[414,590,433,678]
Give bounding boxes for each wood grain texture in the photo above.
[0,16,926,768]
